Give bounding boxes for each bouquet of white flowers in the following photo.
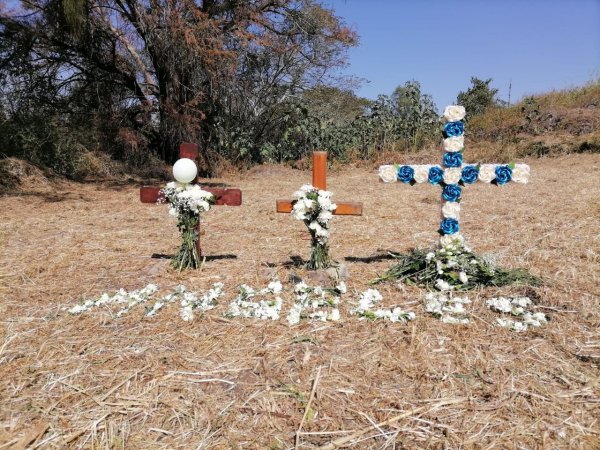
[160,181,215,270]
[291,184,336,269]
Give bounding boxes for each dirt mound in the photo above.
[0,157,59,191]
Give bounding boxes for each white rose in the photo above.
[443,136,464,152]
[443,167,462,185]
[443,105,466,122]
[441,202,460,219]
[413,165,430,183]
[330,309,340,321]
[478,164,497,183]
[435,279,453,292]
[378,165,397,183]
[511,164,530,184]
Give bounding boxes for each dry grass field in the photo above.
[0,154,599,449]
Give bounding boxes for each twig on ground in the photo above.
[295,365,323,449]
[317,397,466,450]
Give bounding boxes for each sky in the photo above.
[324,0,600,110]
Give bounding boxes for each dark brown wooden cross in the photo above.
[276,151,363,215]
[140,143,242,256]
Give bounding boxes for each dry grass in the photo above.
[0,154,599,449]
[466,79,600,163]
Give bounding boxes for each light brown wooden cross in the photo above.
[139,143,242,256]
[276,151,363,215]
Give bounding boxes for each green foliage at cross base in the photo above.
[372,247,541,291]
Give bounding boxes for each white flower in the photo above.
[441,202,460,219]
[512,164,530,184]
[435,279,453,291]
[68,304,88,314]
[180,306,194,321]
[266,280,283,294]
[330,309,340,321]
[353,288,383,314]
[336,281,347,294]
[443,167,462,185]
[413,165,431,183]
[486,297,512,313]
[318,210,333,222]
[443,105,466,122]
[425,252,435,261]
[478,164,497,183]
[439,233,464,248]
[442,315,469,325]
[287,304,302,325]
[459,272,469,284]
[443,136,464,152]
[378,165,398,183]
[512,321,527,332]
[512,297,532,308]
[317,196,332,210]
[295,282,309,293]
[226,283,282,320]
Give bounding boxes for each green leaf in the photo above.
[508,162,516,169]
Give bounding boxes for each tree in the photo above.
[456,77,499,119]
[0,0,356,170]
[302,86,369,124]
[391,80,438,147]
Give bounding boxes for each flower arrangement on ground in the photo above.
[423,291,471,324]
[68,284,159,316]
[486,296,549,331]
[373,236,540,290]
[225,280,283,320]
[351,288,416,323]
[160,181,215,270]
[291,184,337,270]
[287,281,345,325]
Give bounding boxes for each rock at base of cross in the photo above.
[303,263,350,285]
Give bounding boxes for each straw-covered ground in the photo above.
[0,154,598,449]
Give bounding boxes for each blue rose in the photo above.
[443,152,463,168]
[442,184,462,202]
[428,166,444,185]
[495,165,513,185]
[397,165,414,183]
[444,121,464,137]
[440,218,460,235]
[461,165,479,184]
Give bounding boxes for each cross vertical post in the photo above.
[276,151,363,215]
[312,151,327,190]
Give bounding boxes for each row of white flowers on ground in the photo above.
[68,283,547,331]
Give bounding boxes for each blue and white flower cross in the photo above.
[378,105,531,246]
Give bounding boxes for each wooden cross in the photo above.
[140,143,242,256]
[276,151,363,215]
[378,111,529,245]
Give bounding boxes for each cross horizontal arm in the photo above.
[140,186,242,206]
[276,200,362,216]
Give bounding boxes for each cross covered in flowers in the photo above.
[379,105,530,247]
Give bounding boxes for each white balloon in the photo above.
[172,158,197,183]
